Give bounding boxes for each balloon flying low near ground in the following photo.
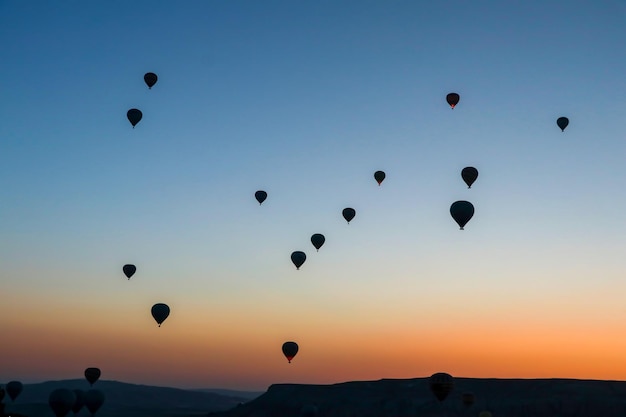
[6,381,22,401]
[84,368,101,386]
[49,388,76,417]
[72,389,86,415]
[429,372,454,402]
[84,389,105,416]
[282,341,299,363]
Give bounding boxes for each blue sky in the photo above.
[1,1,626,390]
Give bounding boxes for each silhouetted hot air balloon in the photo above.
[122,264,136,280]
[374,170,386,185]
[461,167,478,188]
[429,372,454,402]
[301,404,318,417]
[84,389,105,416]
[282,341,299,363]
[84,368,101,386]
[151,303,170,327]
[6,381,22,401]
[127,109,142,128]
[49,389,77,417]
[310,234,325,251]
[462,392,475,407]
[450,201,474,230]
[0,386,5,402]
[557,117,569,131]
[144,72,158,89]
[255,190,267,205]
[291,251,306,269]
[72,390,86,415]
[446,93,460,109]
[342,208,356,224]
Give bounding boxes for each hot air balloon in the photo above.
[127,109,142,128]
[301,404,318,417]
[446,93,460,109]
[122,264,136,279]
[450,201,474,230]
[49,389,77,417]
[84,368,101,386]
[342,208,355,224]
[151,303,170,327]
[429,372,454,402]
[6,381,22,401]
[0,386,5,402]
[282,341,299,363]
[557,117,569,131]
[461,392,475,407]
[144,72,158,89]
[255,190,267,205]
[84,389,105,416]
[291,251,306,269]
[374,171,386,185]
[72,390,86,415]
[461,167,478,188]
[310,234,325,252]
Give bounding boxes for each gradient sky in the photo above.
[1,1,626,391]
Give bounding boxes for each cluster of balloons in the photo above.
[121,264,171,327]
[126,72,158,128]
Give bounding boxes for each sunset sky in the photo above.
[1,1,626,391]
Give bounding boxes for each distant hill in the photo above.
[191,389,264,401]
[208,377,626,417]
[1,379,252,417]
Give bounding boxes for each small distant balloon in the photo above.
[84,368,101,386]
[122,264,136,280]
[6,381,23,401]
[310,234,325,252]
[342,208,356,224]
[255,190,267,205]
[127,109,142,128]
[374,170,386,185]
[144,72,158,89]
[450,201,474,230]
[446,93,460,109]
[151,303,170,327]
[557,117,569,131]
[462,392,475,407]
[301,404,318,417]
[282,341,299,363]
[461,167,478,188]
[84,389,105,416]
[429,372,454,402]
[72,390,86,415]
[49,389,77,417]
[291,251,306,269]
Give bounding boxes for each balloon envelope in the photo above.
[255,190,267,205]
[557,116,569,131]
[122,264,136,279]
[429,372,454,402]
[151,303,170,327]
[461,167,478,188]
[84,389,105,416]
[49,388,77,417]
[127,109,142,128]
[450,201,474,230]
[84,368,101,386]
[72,390,86,414]
[342,208,356,223]
[6,381,23,401]
[282,341,299,363]
[310,234,325,251]
[446,93,460,109]
[144,72,158,89]
[374,170,385,185]
[291,251,306,269]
